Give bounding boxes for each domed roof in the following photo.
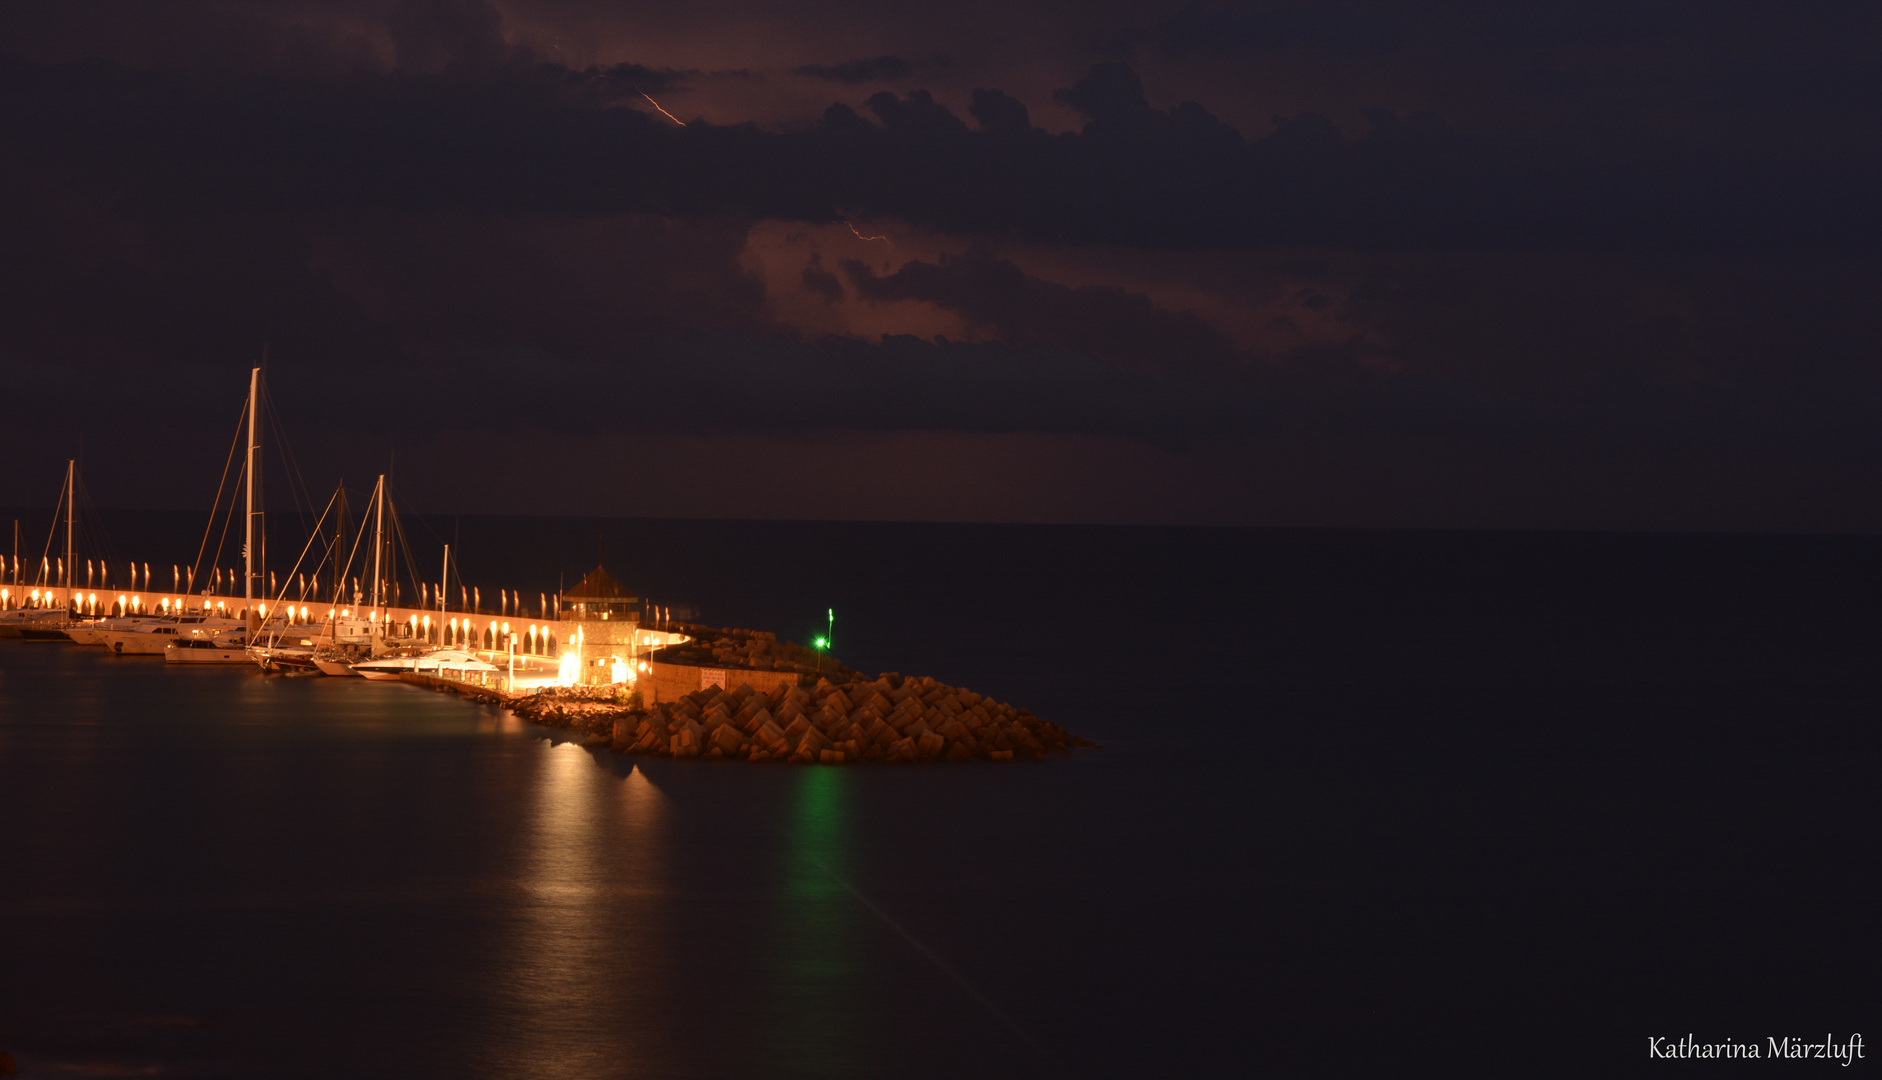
[563,565,635,600]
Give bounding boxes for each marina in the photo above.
[0,367,679,690]
[0,367,1084,763]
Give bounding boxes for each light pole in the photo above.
[813,608,834,673]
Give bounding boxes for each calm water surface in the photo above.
[1,523,1877,1078]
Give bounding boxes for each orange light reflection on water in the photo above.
[488,744,672,1077]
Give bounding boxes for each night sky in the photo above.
[3,1,1879,528]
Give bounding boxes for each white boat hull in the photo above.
[0,610,68,637]
[166,643,252,664]
[109,632,177,654]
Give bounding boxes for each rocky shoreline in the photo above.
[503,673,1092,763]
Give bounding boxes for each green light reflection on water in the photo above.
[768,765,863,1076]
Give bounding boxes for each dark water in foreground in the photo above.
[1,522,1878,1078]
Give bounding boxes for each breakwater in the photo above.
[5,583,1092,763]
[508,673,1092,763]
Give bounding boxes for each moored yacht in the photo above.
[351,648,499,680]
[101,614,242,655]
[166,633,251,664]
[67,615,163,646]
[0,607,71,639]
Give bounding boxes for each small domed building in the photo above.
[559,564,642,685]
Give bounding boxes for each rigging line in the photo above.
[70,471,121,579]
[381,477,447,607]
[205,456,245,596]
[381,495,404,608]
[191,397,250,587]
[261,387,320,537]
[260,488,340,646]
[71,472,103,569]
[254,380,319,565]
[805,853,1060,1068]
[389,499,423,609]
[330,484,377,609]
[388,497,429,614]
[36,466,66,586]
[328,485,353,605]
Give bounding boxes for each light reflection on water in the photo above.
[768,766,862,1076]
[485,743,673,1078]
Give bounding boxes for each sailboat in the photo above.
[137,366,271,664]
[255,471,388,675]
[1,461,81,641]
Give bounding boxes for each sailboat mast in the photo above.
[245,366,263,636]
[372,474,385,615]
[64,459,73,606]
[330,484,348,606]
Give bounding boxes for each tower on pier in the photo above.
[559,565,642,686]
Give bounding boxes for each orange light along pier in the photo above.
[0,561,691,694]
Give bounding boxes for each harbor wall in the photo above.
[641,660,800,705]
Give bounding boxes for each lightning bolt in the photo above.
[846,221,891,245]
[591,70,687,126]
[641,92,685,126]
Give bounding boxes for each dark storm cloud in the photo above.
[800,254,845,303]
[4,51,1873,253]
[841,247,1240,374]
[387,0,508,70]
[590,62,701,95]
[1121,2,1406,58]
[793,55,915,84]
[5,0,1882,528]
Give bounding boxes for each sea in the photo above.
[0,517,1876,1078]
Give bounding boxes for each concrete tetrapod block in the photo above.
[611,716,639,747]
[917,730,946,759]
[712,724,745,754]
